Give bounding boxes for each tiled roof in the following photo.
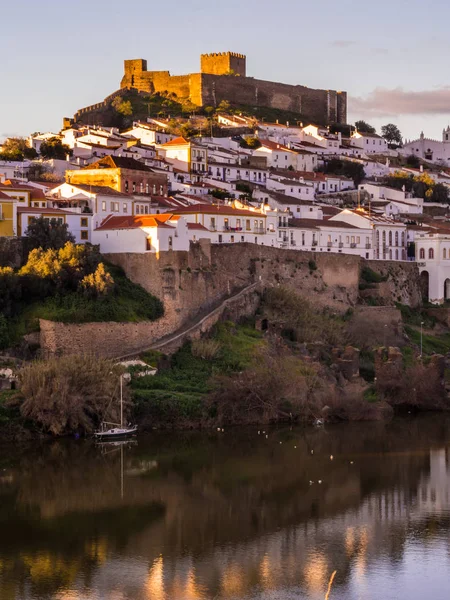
[161,136,190,147]
[17,207,77,216]
[173,204,263,217]
[95,214,176,231]
[64,184,129,197]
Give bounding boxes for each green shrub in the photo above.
[361,267,387,284]
[308,260,317,271]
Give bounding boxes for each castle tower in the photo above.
[200,52,246,76]
[121,59,149,91]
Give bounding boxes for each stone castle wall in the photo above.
[38,243,423,358]
[119,56,347,124]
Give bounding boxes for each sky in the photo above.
[2,0,450,142]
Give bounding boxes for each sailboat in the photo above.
[94,375,138,440]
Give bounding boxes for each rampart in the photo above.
[38,244,423,358]
[119,53,347,125]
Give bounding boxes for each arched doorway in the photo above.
[420,271,429,302]
[444,279,450,301]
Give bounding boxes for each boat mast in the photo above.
[120,375,123,428]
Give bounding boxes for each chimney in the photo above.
[420,164,423,173]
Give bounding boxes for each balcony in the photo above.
[327,242,333,248]
[312,240,318,246]
[350,243,357,248]
[254,227,265,234]
[365,243,371,249]
[338,242,343,248]
[210,225,217,231]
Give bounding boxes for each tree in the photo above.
[0,137,37,161]
[431,183,450,204]
[355,120,376,134]
[80,263,115,298]
[240,137,261,149]
[217,100,231,113]
[321,157,365,186]
[40,137,72,160]
[381,123,402,147]
[406,154,420,168]
[18,355,130,435]
[24,216,75,251]
[112,96,133,116]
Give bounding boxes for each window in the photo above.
[102,201,106,211]
[125,181,129,193]
[123,203,128,212]
[230,235,234,242]
[146,237,152,251]
[356,236,360,244]
[224,218,229,230]
[429,248,434,259]
[144,206,149,214]
[136,206,140,215]
[241,236,245,242]
[395,231,399,246]
[132,182,136,193]
[389,231,392,246]
[246,219,251,231]
[218,234,223,243]
[346,236,349,244]
[140,183,143,193]
[113,202,119,212]
[236,219,241,230]
[145,183,149,194]
[444,248,447,260]
[420,248,425,259]
[302,233,305,246]
[81,231,88,240]
[168,236,173,249]
[80,218,88,227]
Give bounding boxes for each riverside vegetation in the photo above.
[3,227,450,438]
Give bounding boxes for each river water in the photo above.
[1,415,450,600]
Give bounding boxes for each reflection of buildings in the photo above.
[3,421,450,599]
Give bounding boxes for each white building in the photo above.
[350,131,388,154]
[17,206,92,243]
[401,129,450,166]
[329,209,407,261]
[415,230,450,303]
[93,214,192,254]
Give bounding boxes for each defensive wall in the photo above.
[37,242,423,358]
[119,53,347,125]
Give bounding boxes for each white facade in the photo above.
[350,132,388,154]
[401,129,450,166]
[19,208,91,243]
[329,209,407,261]
[416,231,450,303]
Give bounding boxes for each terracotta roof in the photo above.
[95,213,176,231]
[0,190,14,200]
[289,218,361,230]
[173,204,263,217]
[81,156,155,172]
[17,207,77,216]
[258,139,294,153]
[162,136,190,147]
[0,181,46,199]
[63,184,129,197]
[187,222,209,231]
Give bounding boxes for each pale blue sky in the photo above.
[2,0,450,141]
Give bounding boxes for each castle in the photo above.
[120,52,347,125]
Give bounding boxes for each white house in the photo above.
[253,139,298,169]
[415,230,450,303]
[17,206,92,243]
[92,214,191,254]
[329,208,407,261]
[47,183,134,230]
[172,204,278,246]
[350,131,388,154]
[401,129,450,166]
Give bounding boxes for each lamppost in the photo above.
[420,321,424,358]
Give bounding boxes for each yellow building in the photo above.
[0,191,17,236]
[160,137,208,177]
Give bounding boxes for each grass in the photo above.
[395,302,436,328]
[0,390,20,425]
[132,323,264,426]
[405,325,450,356]
[5,264,164,345]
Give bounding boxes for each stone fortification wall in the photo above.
[39,284,260,359]
[118,57,347,125]
[364,260,422,308]
[39,244,423,358]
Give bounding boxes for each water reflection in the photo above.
[1,416,450,599]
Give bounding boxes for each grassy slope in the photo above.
[132,323,264,425]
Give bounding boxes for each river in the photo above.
[1,415,450,599]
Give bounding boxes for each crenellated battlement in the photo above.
[200,52,246,59]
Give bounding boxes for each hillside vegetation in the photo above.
[0,243,163,350]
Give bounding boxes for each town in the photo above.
[1,55,450,303]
